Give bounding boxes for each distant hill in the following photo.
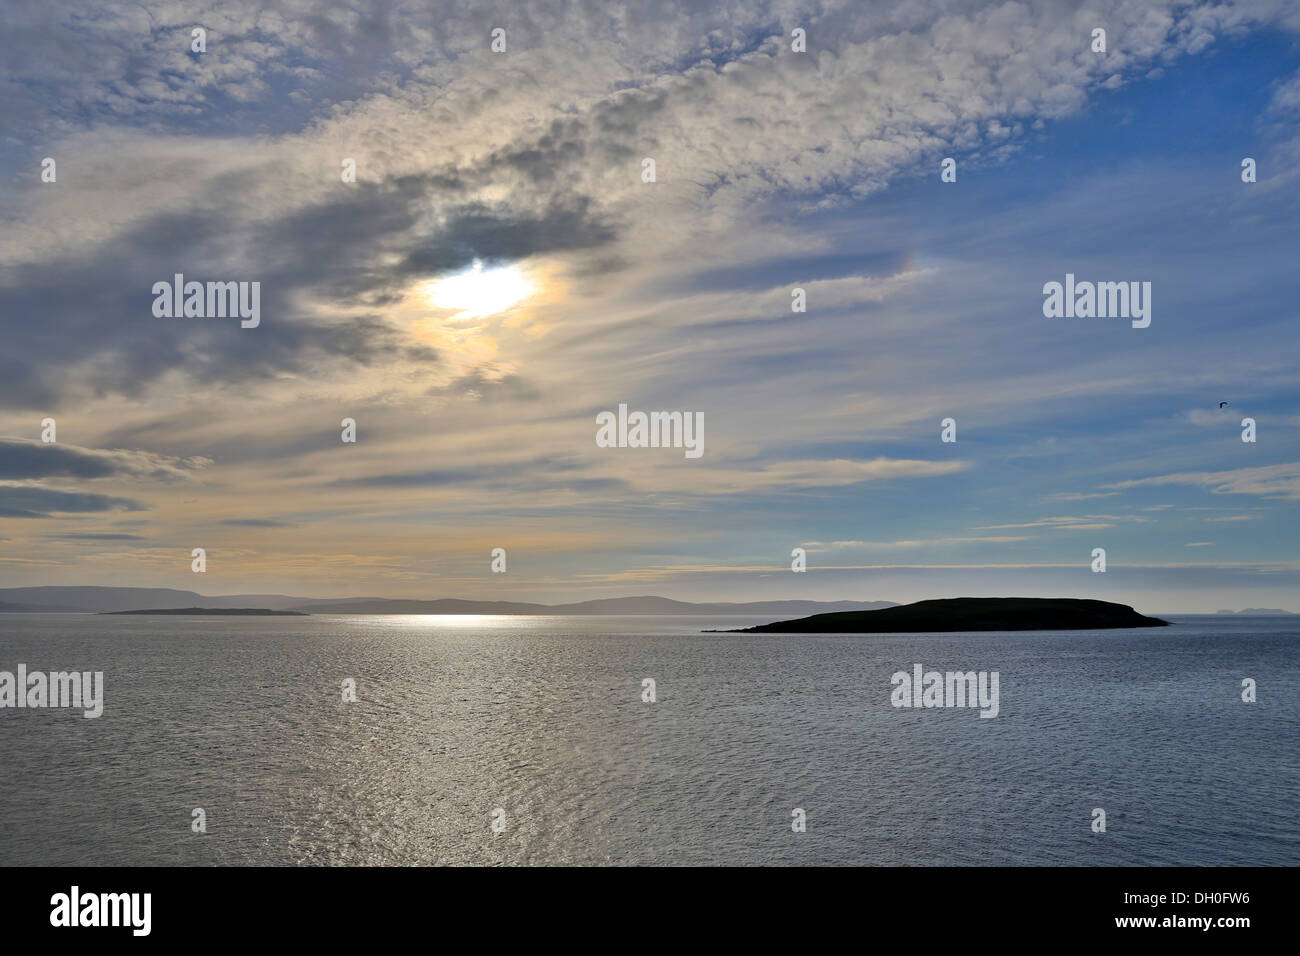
[1216,608,1294,615]
[720,597,1170,633]
[0,599,70,612]
[101,607,309,616]
[286,596,897,615]
[0,586,895,616]
[0,587,310,612]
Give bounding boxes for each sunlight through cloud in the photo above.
[424,260,534,321]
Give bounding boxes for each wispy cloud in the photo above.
[1107,463,1300,501]
[972,515,1153,531]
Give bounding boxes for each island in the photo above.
[712,597,1170,633]
[100,607,309,616]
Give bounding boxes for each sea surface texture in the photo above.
[0,613,1295,866]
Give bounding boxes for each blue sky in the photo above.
[2,1,1299,611]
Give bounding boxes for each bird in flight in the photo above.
[1219,401,1229,408]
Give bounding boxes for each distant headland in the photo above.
[1216,608,1294,615]
[713,597,1170,633]
[100,607,309,616]
[0,586,896,616]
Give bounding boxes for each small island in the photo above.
[100,607,309,616]
[712,597,1169,633]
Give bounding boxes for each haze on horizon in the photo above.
[2,1,1300,614]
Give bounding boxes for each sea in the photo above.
[0,612,1295,866]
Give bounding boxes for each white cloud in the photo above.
[1108,463,1300,500]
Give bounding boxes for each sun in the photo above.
[424,259,533,320]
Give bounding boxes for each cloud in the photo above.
[1269,67,1300,112]
[0,485,145,518]
[0,439,208,481]
[973,515,1152,531]
[328,455,966,500]
[427,369,542,403]
[1185,407,1238,426]
[2,1,1299,598]
[1042,491,1121,501]
[628,457,970,495]
[805,535,1031,549]
[1107,463,1300,500]
[7,0,1296,415]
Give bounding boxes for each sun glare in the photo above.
[426,259,533,320]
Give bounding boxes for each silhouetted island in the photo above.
[712,597,1170,633]
[101,607,309,616]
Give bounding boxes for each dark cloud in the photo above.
[0,484,145,517]
[0,164,617,410]
[394,196,616,278]
[0,440,118,480]
[0,439,203,481]
[427,370,541,403]
[219,518,293,527]
[335,468,482,488]
[0,192,420,409]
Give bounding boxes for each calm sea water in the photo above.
[0,612,1295,866]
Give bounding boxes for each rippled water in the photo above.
[0,612,1295,866]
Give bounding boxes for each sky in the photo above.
[2,0,1299,612]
